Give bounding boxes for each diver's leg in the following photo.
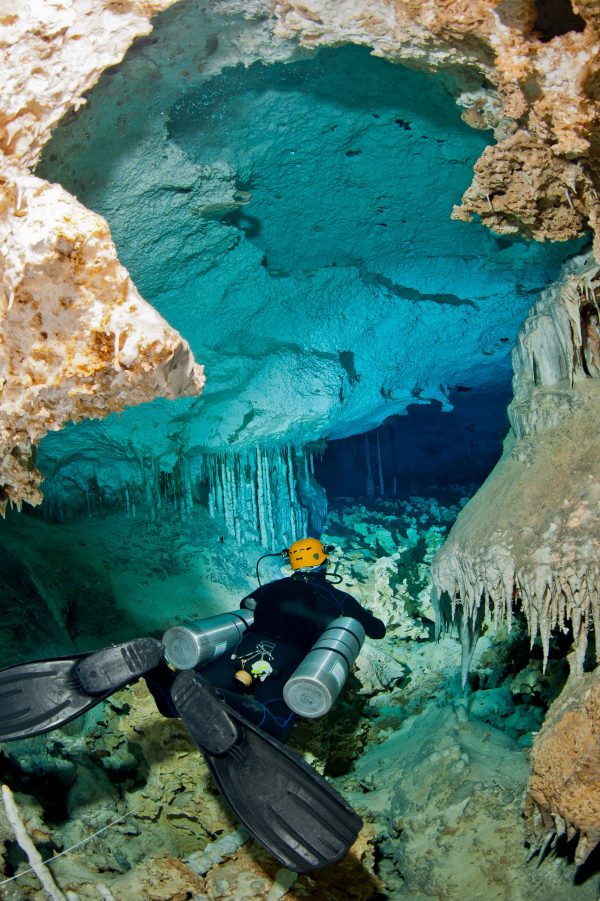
[143,662,179,717]
[186,674,295,742]
[144,649,243,720]
[170,670,363,874]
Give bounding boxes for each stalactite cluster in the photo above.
[204,445,316,549]
[432,254,600,675]
[40,441,327,551]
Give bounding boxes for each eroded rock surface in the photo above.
[0,0,180,168]
[3,0,600,512]
[433,254,600,673]
[273,0,600,257]
[0,170,204,513]
[0,1,204,512]
[526,665,600,866]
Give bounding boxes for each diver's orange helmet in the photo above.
[288,537,329,571]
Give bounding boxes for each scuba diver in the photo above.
[146,536,386,742]
[0,538,385,873]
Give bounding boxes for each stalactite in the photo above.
[255,447,269,547]
[286,445,298,539]
[198,443,324,550]
[262,449,275,549]
[433,257,600,678]
[247,452,258,539]
[365,434,374,497]
[144,459,155,521]
[207,457,216,517]
[376,431,384,496]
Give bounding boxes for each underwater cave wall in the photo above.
[2,0,600,513]
[432,252,600,674]
[273,0,600,256]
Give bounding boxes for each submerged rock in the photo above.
[526,665,600,867]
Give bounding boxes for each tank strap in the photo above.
[311,643,353,669]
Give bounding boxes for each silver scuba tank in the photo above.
[162,610,254,670]
[283,616,365,718]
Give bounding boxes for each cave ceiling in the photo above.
[33,0,587,487]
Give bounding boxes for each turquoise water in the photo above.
[0,15,595,896]
[36,42,588,506]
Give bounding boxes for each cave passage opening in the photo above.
[34,17,586,536]
[2,9,600,898]
[20,9,589,659]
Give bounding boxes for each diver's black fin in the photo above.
[74,638,163,694]
[0,657,109,741]
[0,639,164,742]
[171,670,362,873]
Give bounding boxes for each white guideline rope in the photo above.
[0,805,139,887]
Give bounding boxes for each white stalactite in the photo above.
[201,444,324,550]
[433,254,600,679]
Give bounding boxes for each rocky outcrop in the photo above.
[0,170,204,513]
[273,0,600,257]
[0,0,180,168]
[432,254,600,675]
[0,1,204,512]
[4,0,600,511]
[0,681,378,899]
[525,665,600,866]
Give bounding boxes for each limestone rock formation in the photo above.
[0,170,205,513]
[526,665,600,865]
[433,253,600,676]
[345,700,595,900]
[0,1,205,513]
[3,0,600,513]
[0,0,179,168]
[273,0,600,257]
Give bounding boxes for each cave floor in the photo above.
[0,499,597,898]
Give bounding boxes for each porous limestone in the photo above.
[0,169,204,514]
[272,0,600,257]
[526,664,600,867]
[0,0,179,168]
[0,0,205,513]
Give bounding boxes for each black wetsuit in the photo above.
[146,572,385,742]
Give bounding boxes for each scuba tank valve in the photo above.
[162,610,254,670]
[283,616,365,718]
